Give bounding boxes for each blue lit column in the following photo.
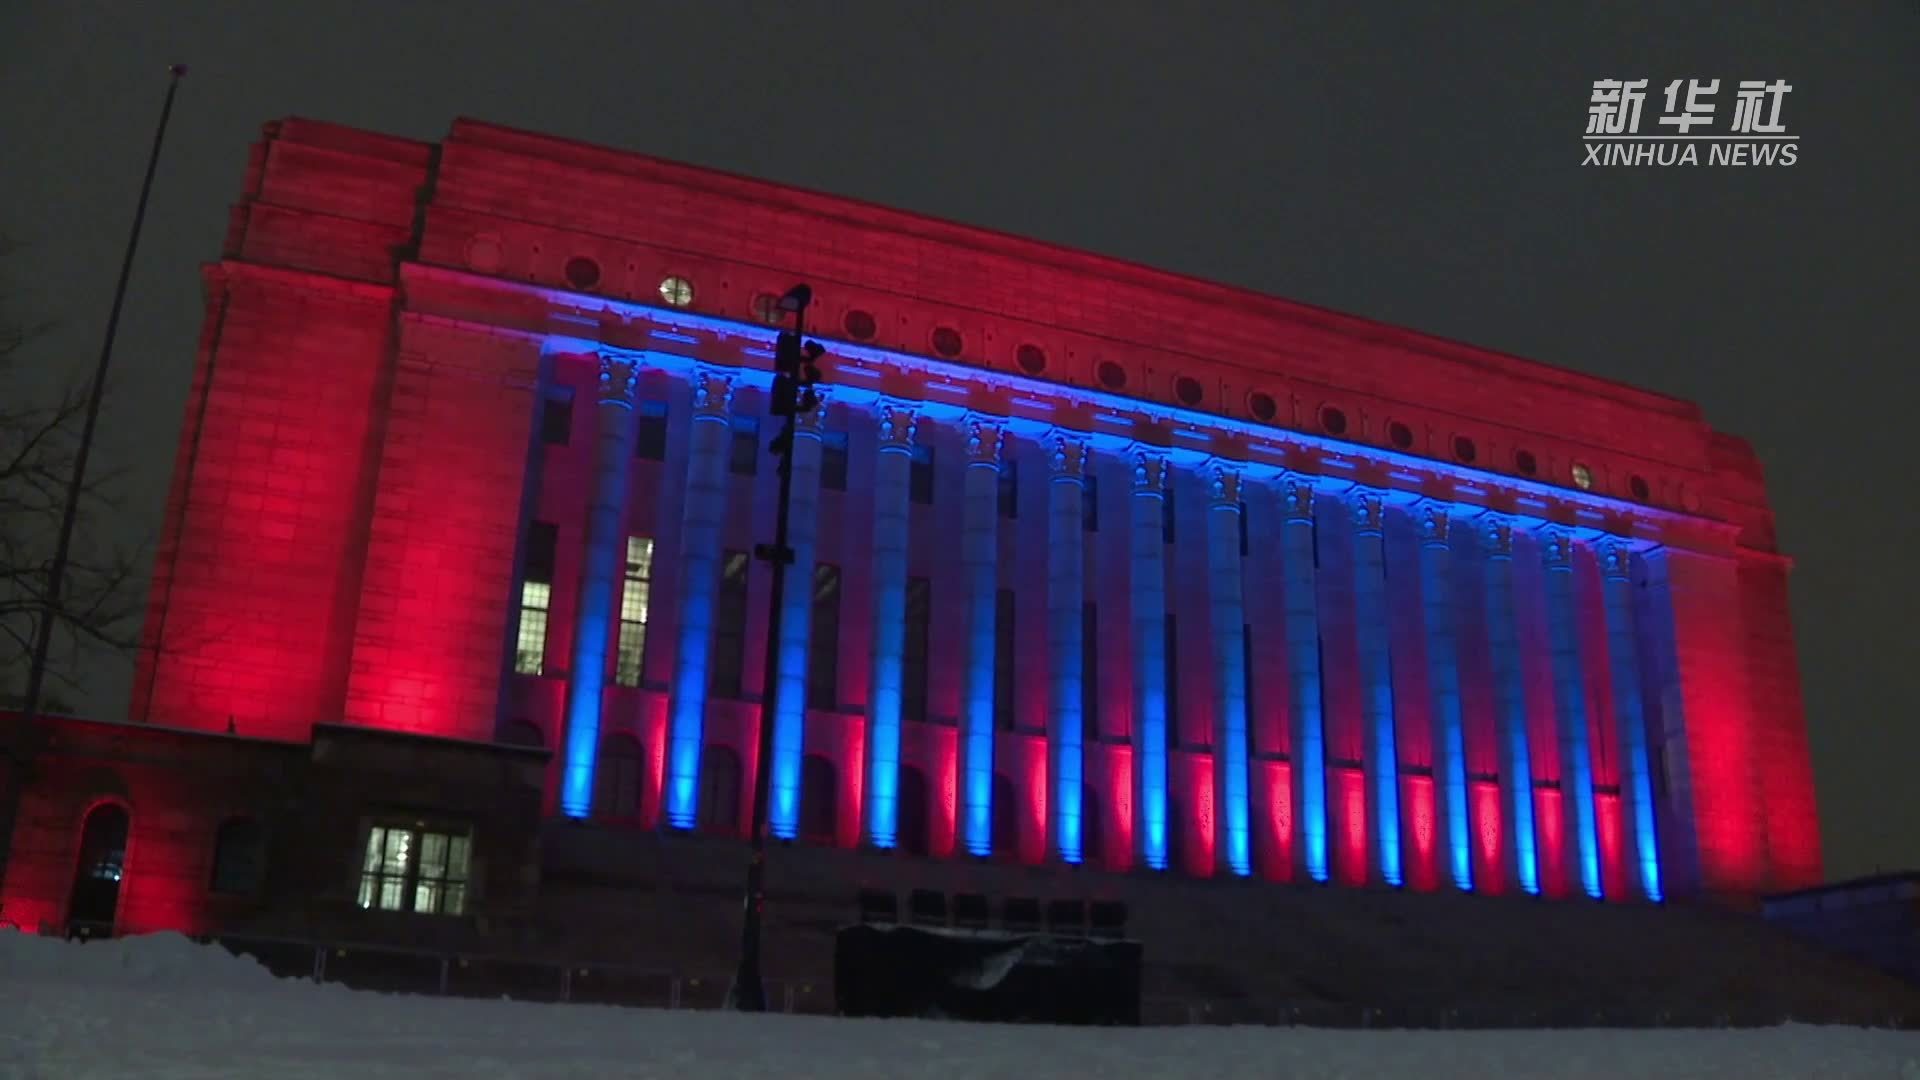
[862,401,917,848]
[1206,465,1252,877]
[559,352,642,818]
[1413,500,1473,891]
[1349,488,1402,887]
[1130,452,1172,871]
[768,392,830,840]
[1479,513,1539,894]
[1278,473,1328,883]
[665,367,735,829]
[1539,524,1602,899]
[1598,537,1661,901]
[959,417,1004,857]
[1046,434,1088,864]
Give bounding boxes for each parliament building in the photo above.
[0,117,1845,1018]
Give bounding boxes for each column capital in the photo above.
[596,352,641,405]
[1411,498,1453,547]
[1207,463,1244,507]
[964,416,1005,467]
[794,387,831,436]
[1535,522,1575,570]
[690,367,735,420]
[1131,451,1170,495]
[1595,535,1634,581]
[1477,512,1516,558]
[1277,471,1317,522]
[874,399,918,453]
[1047,432,1089,480]
[1349,487,1386,536]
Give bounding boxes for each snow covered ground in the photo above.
[2,932,1918,1078]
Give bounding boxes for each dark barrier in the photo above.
[834,923,1142,1025]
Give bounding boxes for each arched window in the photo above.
[69,803,130,933]
[898,766,930,857]
[698,745,742,832]
[209,817,264,895]
[799,754,838,844]
[593,734,645,821]
[992,773,1019,859]
[499,720,544,748]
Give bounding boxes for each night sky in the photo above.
[2,3,1912,883]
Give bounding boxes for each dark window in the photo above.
[1162,483,1176,544]
[540,391,573,446]
[1016,343,1047,375]
[1164,613,1180,749]
[821,431,849,491]
[1453,435,1478,463]
[1082,786,1103,867]
[1320,406,1348,436]
[1097,361,1127,389]
[1239,500,1250,557]
[843,309,878,341]
[712,551,750,698]
[1249,391,1278,422]
[1388,421,1413,449]
[904,576,932,723]
[357,823,470,916]
[209,817,263,896]
[1515,449,1538,477]
[1083,602,1099,738]
[931,326,964,359]
[1630,474,1651,501]
[910,445,935,505]
[800,754,837,843]
[899,766,931,856]
[699,745,743,831]
[1174,376,1204,406]
[1083,472,1098,531]
[995,588,1016,730]
[730,416,760,476]
[593,734,645,820]
[998,460,1019,519]
[1243,624,1257,755]
[992,773,1019,858]
[808,563,842,710]
[563,255,602,290]
[499,720,543,747]
[1164,795,1183,874]
[634,400,668,461]
[514,522,558,675]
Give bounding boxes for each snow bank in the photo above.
[2,931,1918,1078]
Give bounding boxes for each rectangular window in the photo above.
[910,445,935,505]
[614,536,655,688]
[540,390,573,446]
[357,824,471,917]
[904,575,931,722]
[808,562,842,710]
[1083,473,1098,532]
[634,399,668,461]
[712,550,750,698]
[1164,613,1180,749]
[514,521,557,675]
[1162,484,1176,544]
[730,416,760,476]
[1239,500,1250,557]
[998,461,1019,519]
[995,588,1015,729]
[1082,602,1099,738]
[820,431,849,492]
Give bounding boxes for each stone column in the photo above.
[1349,487,1403,887]
[559,352,642,819]
[862,401,917,849]
[1278,473,1328,883]
[958,417,1004,857]
[1046,434,1089,864]
[1130,452,1172,871]
[1538,524,1602,899]
[1598,536,1661,901]
[664,367,735,829]
[1479,513,1539,894]
[767,392,830,841]
[1413,500,1473,892]
[1207,465,1253,877]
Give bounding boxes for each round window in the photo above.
[1515,449,1538,477]
[1389,421,1414,450]
[1630,474,1651,501]
[1174,376,1204,406]
[843,309,877,341]
[658,276,695,307]
[1016,344,1047,375]
[751,293,783,324]
[1320,406,1348,436]
[1097,361,1128,389]
[1248,391,1278,422]
[931,326,964,359]
[1453,435,1478,463]
[564,256,602,291]
[1571,462,1594,490]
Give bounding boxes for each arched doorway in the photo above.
[898,765,930,857]
[69,803,130,934]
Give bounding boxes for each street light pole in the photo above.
[732,284,824,1012]
[1,64,187,896]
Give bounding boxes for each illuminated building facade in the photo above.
[0,117,1824,949]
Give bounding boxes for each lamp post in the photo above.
[731,284,825,1011]
[1,64,187,895]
